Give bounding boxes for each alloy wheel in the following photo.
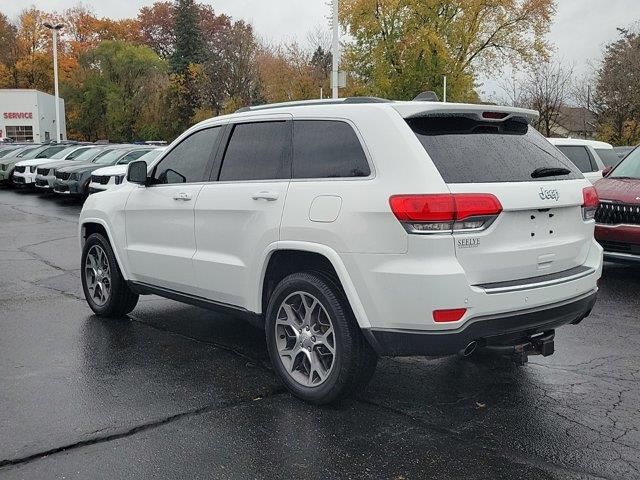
[85,245,111,306]
[275,291,336,387]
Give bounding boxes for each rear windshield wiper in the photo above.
[531,167,572,179]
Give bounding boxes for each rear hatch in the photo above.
[401,108,594,285]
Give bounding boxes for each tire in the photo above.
[81,233,139,317]
[265,271,378,404]
[81,178,91,198]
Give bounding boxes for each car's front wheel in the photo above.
[81,233,139,317]
[265,272,378,404]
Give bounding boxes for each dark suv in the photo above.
[594,146,640,263]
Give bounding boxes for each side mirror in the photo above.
[127,160,148,185]
[602,166,613,177]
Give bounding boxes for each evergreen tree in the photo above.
[170,0,203,74]
[170,0,203,127]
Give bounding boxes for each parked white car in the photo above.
[88,148,166,194]
[547,138,619,183]
[80,98,602,404]
[13,145,90,186]
[34,146,108,190]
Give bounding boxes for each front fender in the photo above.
[80,188,132,280]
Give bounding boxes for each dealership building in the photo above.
[0,89,66,143]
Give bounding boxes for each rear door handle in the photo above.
[252,191,279,201]
[173,192,192,201]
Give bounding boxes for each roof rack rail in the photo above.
[235,96,391,113]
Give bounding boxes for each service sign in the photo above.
[3,112,33,120]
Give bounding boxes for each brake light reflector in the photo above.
[433,308,467,323]
[389,194,502,234]
[582,186,599,221]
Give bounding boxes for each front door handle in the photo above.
[252,191,279,201]
[173,192,192,201]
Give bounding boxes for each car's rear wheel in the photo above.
[265,272,378,404]
[81,233,139,317]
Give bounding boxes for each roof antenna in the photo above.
[413,91,440,102]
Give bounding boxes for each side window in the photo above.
[557,146,595,173]
[218,121,290,181]
[152,127,221,184]
[293,120,370,178]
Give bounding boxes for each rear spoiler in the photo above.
[392,103,540,125]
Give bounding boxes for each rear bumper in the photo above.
[364,290,597,356]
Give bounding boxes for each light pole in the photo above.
[331,0,339,99]
[44,22,64,142]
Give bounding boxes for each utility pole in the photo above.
[332,0,339,99]
[44,22,64,142]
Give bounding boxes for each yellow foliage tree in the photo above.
[340,0,555,101]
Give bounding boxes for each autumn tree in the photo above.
[340,0,556,101]
[257,42,327,104]
[138,2,176,59]
[197,20,262,114]
[522,60,574,137]
[0,12,19,87]
[66,41,170,141]
[593,29,640,145]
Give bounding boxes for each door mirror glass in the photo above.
[602,165,613,177]
[127,160,148,185]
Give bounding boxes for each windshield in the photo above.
[49,147,80,160]
[117,149,154,164]
[21,147,50,159]
[0,148,20,158]
[595,148,620,167]
[134,149,165,165]
[92,149,130,165]
[35,146,69,159]
[72,148,104,162]
[609,147,640,179]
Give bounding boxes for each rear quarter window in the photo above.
[293,120,370,178]
[407,116,582,183]
[556,146,595,173]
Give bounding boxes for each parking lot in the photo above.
[0,187,638,480]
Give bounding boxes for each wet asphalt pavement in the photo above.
[0,188,639,480]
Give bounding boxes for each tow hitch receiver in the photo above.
[511,330,555,366]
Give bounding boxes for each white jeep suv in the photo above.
[79,98,603,404]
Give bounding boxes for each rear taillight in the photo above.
[582,186,598,221]
[389,194,502,234]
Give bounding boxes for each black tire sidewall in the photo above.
[265,272,358,404]
[81,233,126,316]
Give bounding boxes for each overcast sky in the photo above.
[3,0,640,98]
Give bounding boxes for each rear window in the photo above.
[595,148,620,167]
[407,116,582,183]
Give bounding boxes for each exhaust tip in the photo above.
[462,341,478,357]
